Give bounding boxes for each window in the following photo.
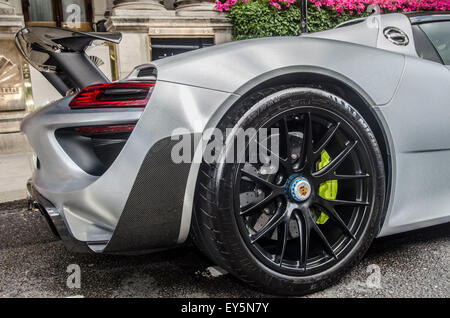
[27,0,55,22]
[150,38,214,61]
[419,21,450,65]
[22,0,92,31]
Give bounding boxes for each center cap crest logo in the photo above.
[291,178,312,202]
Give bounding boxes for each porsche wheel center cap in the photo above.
[289,177,312,202]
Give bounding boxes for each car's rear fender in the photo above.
[22,80,235,253]
[152,36,406,106]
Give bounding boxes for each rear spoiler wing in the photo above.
[16,27,122,95]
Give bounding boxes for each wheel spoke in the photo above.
[309,212,337,260]
[313,141,357,179]
[278,222,289,266]
[314,122,340,156]
[315,199,356,240]
[279,117,292,161]
[240,168,280,191]
[322,198,370,207]
[295,212,310,270]
[258,144,291,174]
[250,204,285,243]
[334,173,370,180]
[240,193,277,216]
[299,112,313,169]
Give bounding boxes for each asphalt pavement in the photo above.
[0,153,32,203]
[0,200,448,298]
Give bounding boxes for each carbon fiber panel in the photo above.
[104,135,194,253]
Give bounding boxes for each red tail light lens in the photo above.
[69,82,155,109]
[76,125,136,135]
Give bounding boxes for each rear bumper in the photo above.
[27,179,94,253]
[22,80,236,254]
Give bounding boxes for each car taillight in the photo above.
[69,82,155,109]
[76,124,136,135]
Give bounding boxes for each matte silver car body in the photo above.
[22,13,450,253]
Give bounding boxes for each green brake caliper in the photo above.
[313,150,338,225]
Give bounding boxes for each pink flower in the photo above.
[215,0,450,14]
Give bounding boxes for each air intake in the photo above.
[383,27,410,46]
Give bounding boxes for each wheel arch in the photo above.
[227,70,393,232]
[179,68,394,244]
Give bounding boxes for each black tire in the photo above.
[191,87,385,295]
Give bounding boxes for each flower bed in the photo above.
[215,0,450,40]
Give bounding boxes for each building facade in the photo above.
[0,0,232,153]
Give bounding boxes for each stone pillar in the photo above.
[0,1,23,34]
[112,0,167,12]
[0,1,30,153]
[106,0,232,78]
[108,0,170,79]
[175,0,220,17]
[174,0,233,44]
[92,0,113,22]
[174,0,232,44]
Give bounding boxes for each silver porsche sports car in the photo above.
[16,11,450,295]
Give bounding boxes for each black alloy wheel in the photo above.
[192,87,386,295]
[234,107,375,276]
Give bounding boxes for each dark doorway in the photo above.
[150,38,214,60]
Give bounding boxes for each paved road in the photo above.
[0,153,32,203]
[0,200,448,298]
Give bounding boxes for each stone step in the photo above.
[0,111,28,133]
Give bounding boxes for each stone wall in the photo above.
[0,0,30,154]
[107,0,232,79]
